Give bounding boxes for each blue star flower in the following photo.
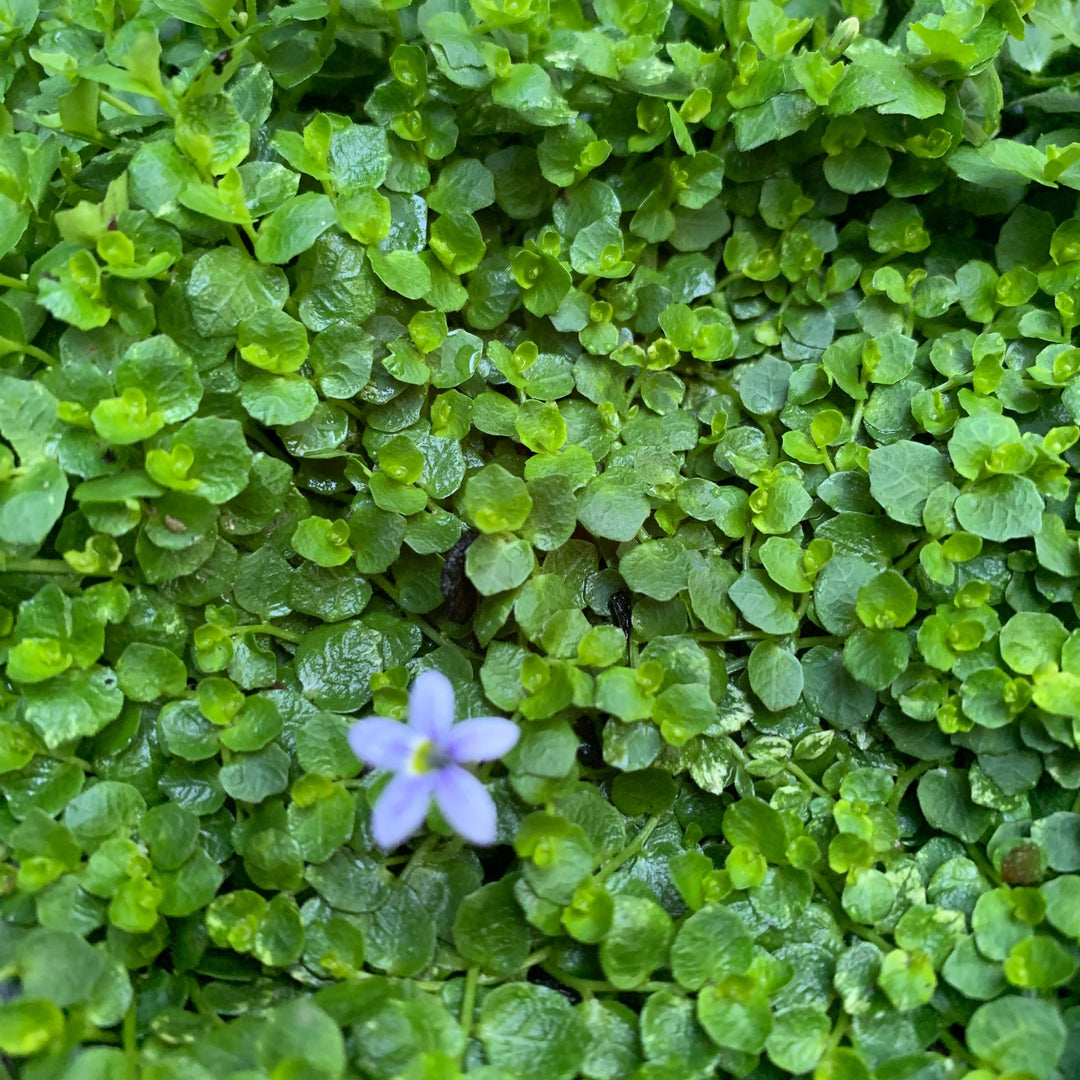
[348,670,520,850]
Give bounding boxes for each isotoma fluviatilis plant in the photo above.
[1,0,1080,1076]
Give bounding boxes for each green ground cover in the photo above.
[2,0,1080,1076]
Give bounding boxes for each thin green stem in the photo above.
[741,526,754,569]
[595,813,662,884]
[542,965,670,997]
[813,871,891,952]
[825,1013,848,1055]
[400,834,439,880]
[215,13,241,38]
[100,90,141,116]
[889,760,934,812]
[784,760,829,799]
[518,947,549,972]
[59,128,115,151]
[0,273,32,291]
[760,422,779,462]
[706,630,768,642]
[225,223,249,250]
[242,421,284,461]
[459,966,479,1047]
[625,368,646,404]
[844,920,892,952]
[20,343,58,366]
[123,1002,137,1059]
[2,559,78,575]
[546,967,597,999]
[237,623,302,644]
[319,0,341,52]
[937,1028,977,1067]
[893,540,927,573]
[442,835,467,861]
[811,869,842,909]
[2,559,135,584]
[230,30,270,65]
[338,400,367,423]
[965,843,998,885]
[372,573,400,602]
[371,574,475,656]
[844,919,892,952]
[849,398,866,441]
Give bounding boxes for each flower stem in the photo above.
[400,834,439,881]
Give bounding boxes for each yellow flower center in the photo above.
[410,739,451,774]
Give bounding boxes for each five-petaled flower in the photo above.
[348,670,519,850]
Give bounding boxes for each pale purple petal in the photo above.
[348,718,421,771]
[371,772,436,850]
[433,765,497,846]
[444,717,520,763]
[408,670,456,741]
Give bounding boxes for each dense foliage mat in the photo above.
[2,0,1080,1075]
